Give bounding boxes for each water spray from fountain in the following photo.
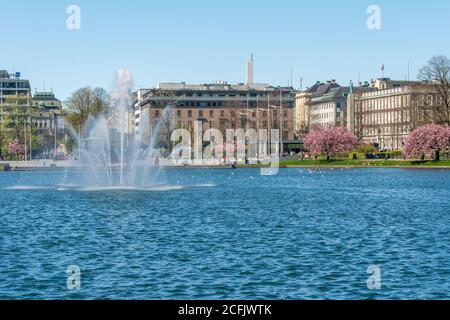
[66,68,173,189]
[111,68,134,185]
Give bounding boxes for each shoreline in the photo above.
[2,164,450,171]
[283,165,450,170]
[2,159,450,172]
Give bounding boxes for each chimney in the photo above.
[246,54,254,85]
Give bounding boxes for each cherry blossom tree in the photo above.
[7,139,25,159]
[403,124,450,161]
[303,127,358,161]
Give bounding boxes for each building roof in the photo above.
[157,82,292,92]
[329,87,349,98]
[306,81,341,97]
[0,70,10,78]
[33,91,59,101]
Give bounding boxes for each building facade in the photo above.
[347,79,440,150]
[0,70,31,104]
[295,80,374,131]
[135,82,296,144]
[294,80,340,133]
[309,87,351,129]
[32,91,64,131]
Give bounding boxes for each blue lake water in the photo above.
[1,168,450,300]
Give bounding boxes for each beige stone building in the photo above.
[347,79,440,150]
[294,91,310,133]
[295,81,373,132]
[309,87,352,129]
[294,81,341,133]
[135,82,296,146]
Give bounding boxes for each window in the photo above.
[240,117,247,127]
[220,110,224,117]
[177,110,181,117]
[17,82,29,89]
[188,110,192,118]
[199,110,203,117]
[209,110,214,117]
[2,82,16,89]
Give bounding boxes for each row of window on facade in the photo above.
[170,92,291,99]
[0,82,30,89]
[357,109,434,126]
[174,101,294,108]
[312,102,341,111]
[311,112,336,120]
[0,118,50,128]
[169,119,289,127]
[362,125,409,136]
[165,119,290,139]
[0,89,30,96]
[152,109,290,119]
[359,94,443,113]
[358,110,411,126]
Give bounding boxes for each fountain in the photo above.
[67,69,172,189]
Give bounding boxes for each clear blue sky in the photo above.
[1,0,449,100]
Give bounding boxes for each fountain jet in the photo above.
[69,69,172,188]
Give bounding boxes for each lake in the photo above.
[1,168,450,299]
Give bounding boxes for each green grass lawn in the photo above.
[237,159,450,168]
[280,159,450,167]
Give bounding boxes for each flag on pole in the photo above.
[381,64,385,72]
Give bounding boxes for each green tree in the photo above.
[0,95,32,159]
[65,87,110,131]
[418,55,450,125]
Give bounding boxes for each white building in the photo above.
[0,70,31,104]
[309,86,350,129]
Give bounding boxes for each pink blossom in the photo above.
[403,124,450,160]
[304,127,358,160]
[7,139,25,156]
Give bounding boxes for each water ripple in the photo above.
[0,168,450,299]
